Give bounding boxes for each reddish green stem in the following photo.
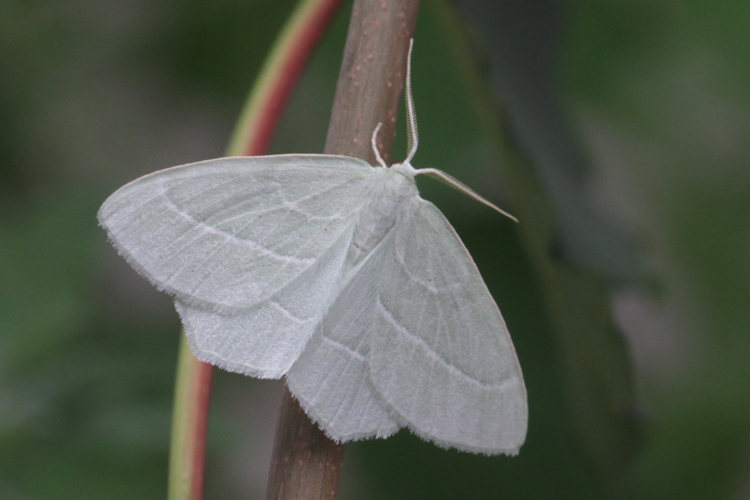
[168,1,345,499]
[228,0,346,157]
[169,339,213,500]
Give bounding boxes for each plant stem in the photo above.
[264,1,420,499]
[169,339,213,500]
[168,1,345,499]
[227,0,347,157]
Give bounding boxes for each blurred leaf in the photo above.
[563,1,750,498]
[452,0,641,282]
[447,0,640,485]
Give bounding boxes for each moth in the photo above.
[98,41,527,455]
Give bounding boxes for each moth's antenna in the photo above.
[371,122,388,168]
[404,39,419,165]
[398,40,517,222]
[415,168,519,222]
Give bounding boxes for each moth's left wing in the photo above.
[99,154,378,378]
[98,155,375,311]
[175,220,355,378]
[368,200,527,455]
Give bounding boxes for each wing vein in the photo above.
[320,336,366,362]
[269,300,312,325]
[375,298,512,390]
[158,184,315,266]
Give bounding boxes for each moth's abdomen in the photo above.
[347,169,417,266]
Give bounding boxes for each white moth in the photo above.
[98,41,527,455]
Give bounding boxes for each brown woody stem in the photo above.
[265,1,420,499]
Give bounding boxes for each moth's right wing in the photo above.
[98,155,375,311]
[287,235,401,439]
[368,200,527,455]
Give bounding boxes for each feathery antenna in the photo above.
[372,39,518,222]
[371,123,388,168]
[404,39,419,164]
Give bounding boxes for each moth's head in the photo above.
[380,163,419,203]
[371,121,420,176]
[389,161,418,180]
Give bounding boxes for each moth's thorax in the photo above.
[347,165,418,266]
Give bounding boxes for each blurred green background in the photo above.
[2,0,748,498]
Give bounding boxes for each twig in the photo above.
[265,1,420,499]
